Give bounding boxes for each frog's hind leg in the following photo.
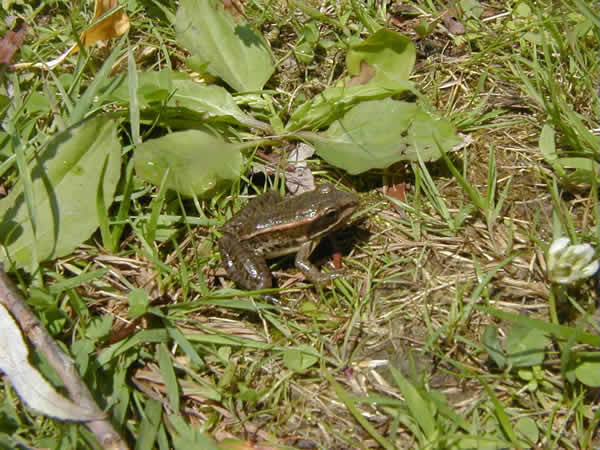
[219,233,272,290]
[295,240,344,284]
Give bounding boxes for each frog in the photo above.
[218,184,358,290]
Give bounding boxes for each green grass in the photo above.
[0,0,599,449]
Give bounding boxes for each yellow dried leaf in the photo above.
[75,0,130,52]
[12,0,129,70]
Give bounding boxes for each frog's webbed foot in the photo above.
[295,241,345,285]
[219,233,272,290]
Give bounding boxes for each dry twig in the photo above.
[0,267,128,450]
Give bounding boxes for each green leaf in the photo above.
[515,417,539,445]
[134,400,162,450]
[134,130,243,197]
[553,157,600,184]
[128,288,149,319]
[505,325,550,368]
[169,415,219,450]
[481,379,520,446]
[389,365,437,441]
[0,118,120,269]
[109,71,265,128]
[282,344,318,372]
[346,29,415,87]
[477,305,600,346]
[175,0,274,91]
[158,344,180,412]
[85,315,113,341]
[301,98,461,174]
[482,326,506,368]
[286,30,416,131]
[575,358,600,387]
[539,124,560,164]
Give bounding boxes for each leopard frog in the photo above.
[219,184,358,290]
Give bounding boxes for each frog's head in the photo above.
[304,184,359,236]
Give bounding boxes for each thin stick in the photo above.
[0,267,128,450]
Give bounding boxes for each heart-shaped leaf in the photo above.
[175,0,275,91]
[134,130,243,197]
[301,98,462,174]
[0,118,121,269]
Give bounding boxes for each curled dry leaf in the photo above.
[441,8,466,35]
[0,304,103,421]
[346,61,377,87]
[286,142,316,195]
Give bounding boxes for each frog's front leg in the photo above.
[295,240,344,284]
[219,233,272,290]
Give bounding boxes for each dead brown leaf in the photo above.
[442,8,466,35]
[347,61,377,87]
[0,18,28,65]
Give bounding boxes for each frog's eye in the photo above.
[319,210,340,227]
[319,184,333,194]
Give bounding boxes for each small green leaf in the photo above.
[539,124,559,164]
[282,345,318,372]
[134,130,243,197]
[515,2,532,17]
[134,400,162,450]
[175,0,274,91]
[554,157,600,184]
[461,0,484,18]
[505,325,550,368]
[301,98,461,174]
[515,417,539,444]
[158,344,180,412]
[0,118,121,269]
[128,288,149,319]
[294,41,315,64]
[85,315,114,341]
[169,415,220,450]
[482,326,506,368]
[575,358,600,387]
[389,366,436,440]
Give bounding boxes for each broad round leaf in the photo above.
[302,98,462,174]
[0,118,120,269]
[575,359,600,387]
[505,326,550,368]
[134,130,243,197]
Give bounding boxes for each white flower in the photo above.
[547,237,600,284]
